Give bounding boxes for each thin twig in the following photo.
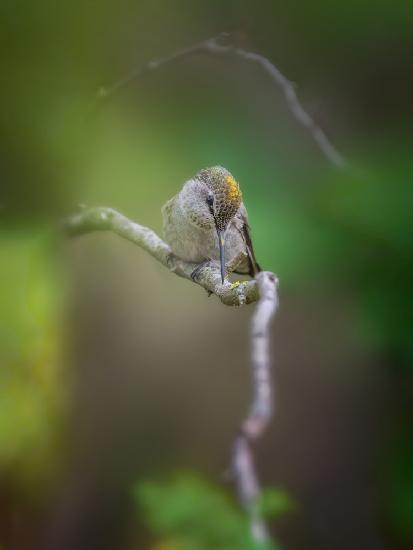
[63,206,259,307]
[233,271,279,542]
[98,33,348,169]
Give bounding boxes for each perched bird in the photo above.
[162,166,261,283]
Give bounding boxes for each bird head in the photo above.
[196,166,242,283]
[196,166,243,231]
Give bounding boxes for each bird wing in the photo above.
[232,204,262,277]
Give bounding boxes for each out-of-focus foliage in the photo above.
[383,434,413,542]
[257,488,295,520]
[310,161,413,367]
[134,473,292,550]
[0,228,64,484]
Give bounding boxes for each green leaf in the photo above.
[133,473,289,550]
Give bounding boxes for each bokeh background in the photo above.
[1,1,412,549]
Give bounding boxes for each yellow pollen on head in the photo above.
[225,175,241,204]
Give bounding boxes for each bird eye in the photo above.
[206,195,214,208]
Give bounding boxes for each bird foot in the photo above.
[190,259,214,282]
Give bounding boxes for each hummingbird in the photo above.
[162,166,261,284]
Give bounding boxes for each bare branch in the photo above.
[64,207,280,543]
[233,271,279,542]
[63,206,259,307]
[98,33,348,168]
[228,47,348,169]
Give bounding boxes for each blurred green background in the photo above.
[1,1,412,549]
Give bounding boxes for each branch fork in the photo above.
[64,206,259,306]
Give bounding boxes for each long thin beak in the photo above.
[217,228,225,284]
